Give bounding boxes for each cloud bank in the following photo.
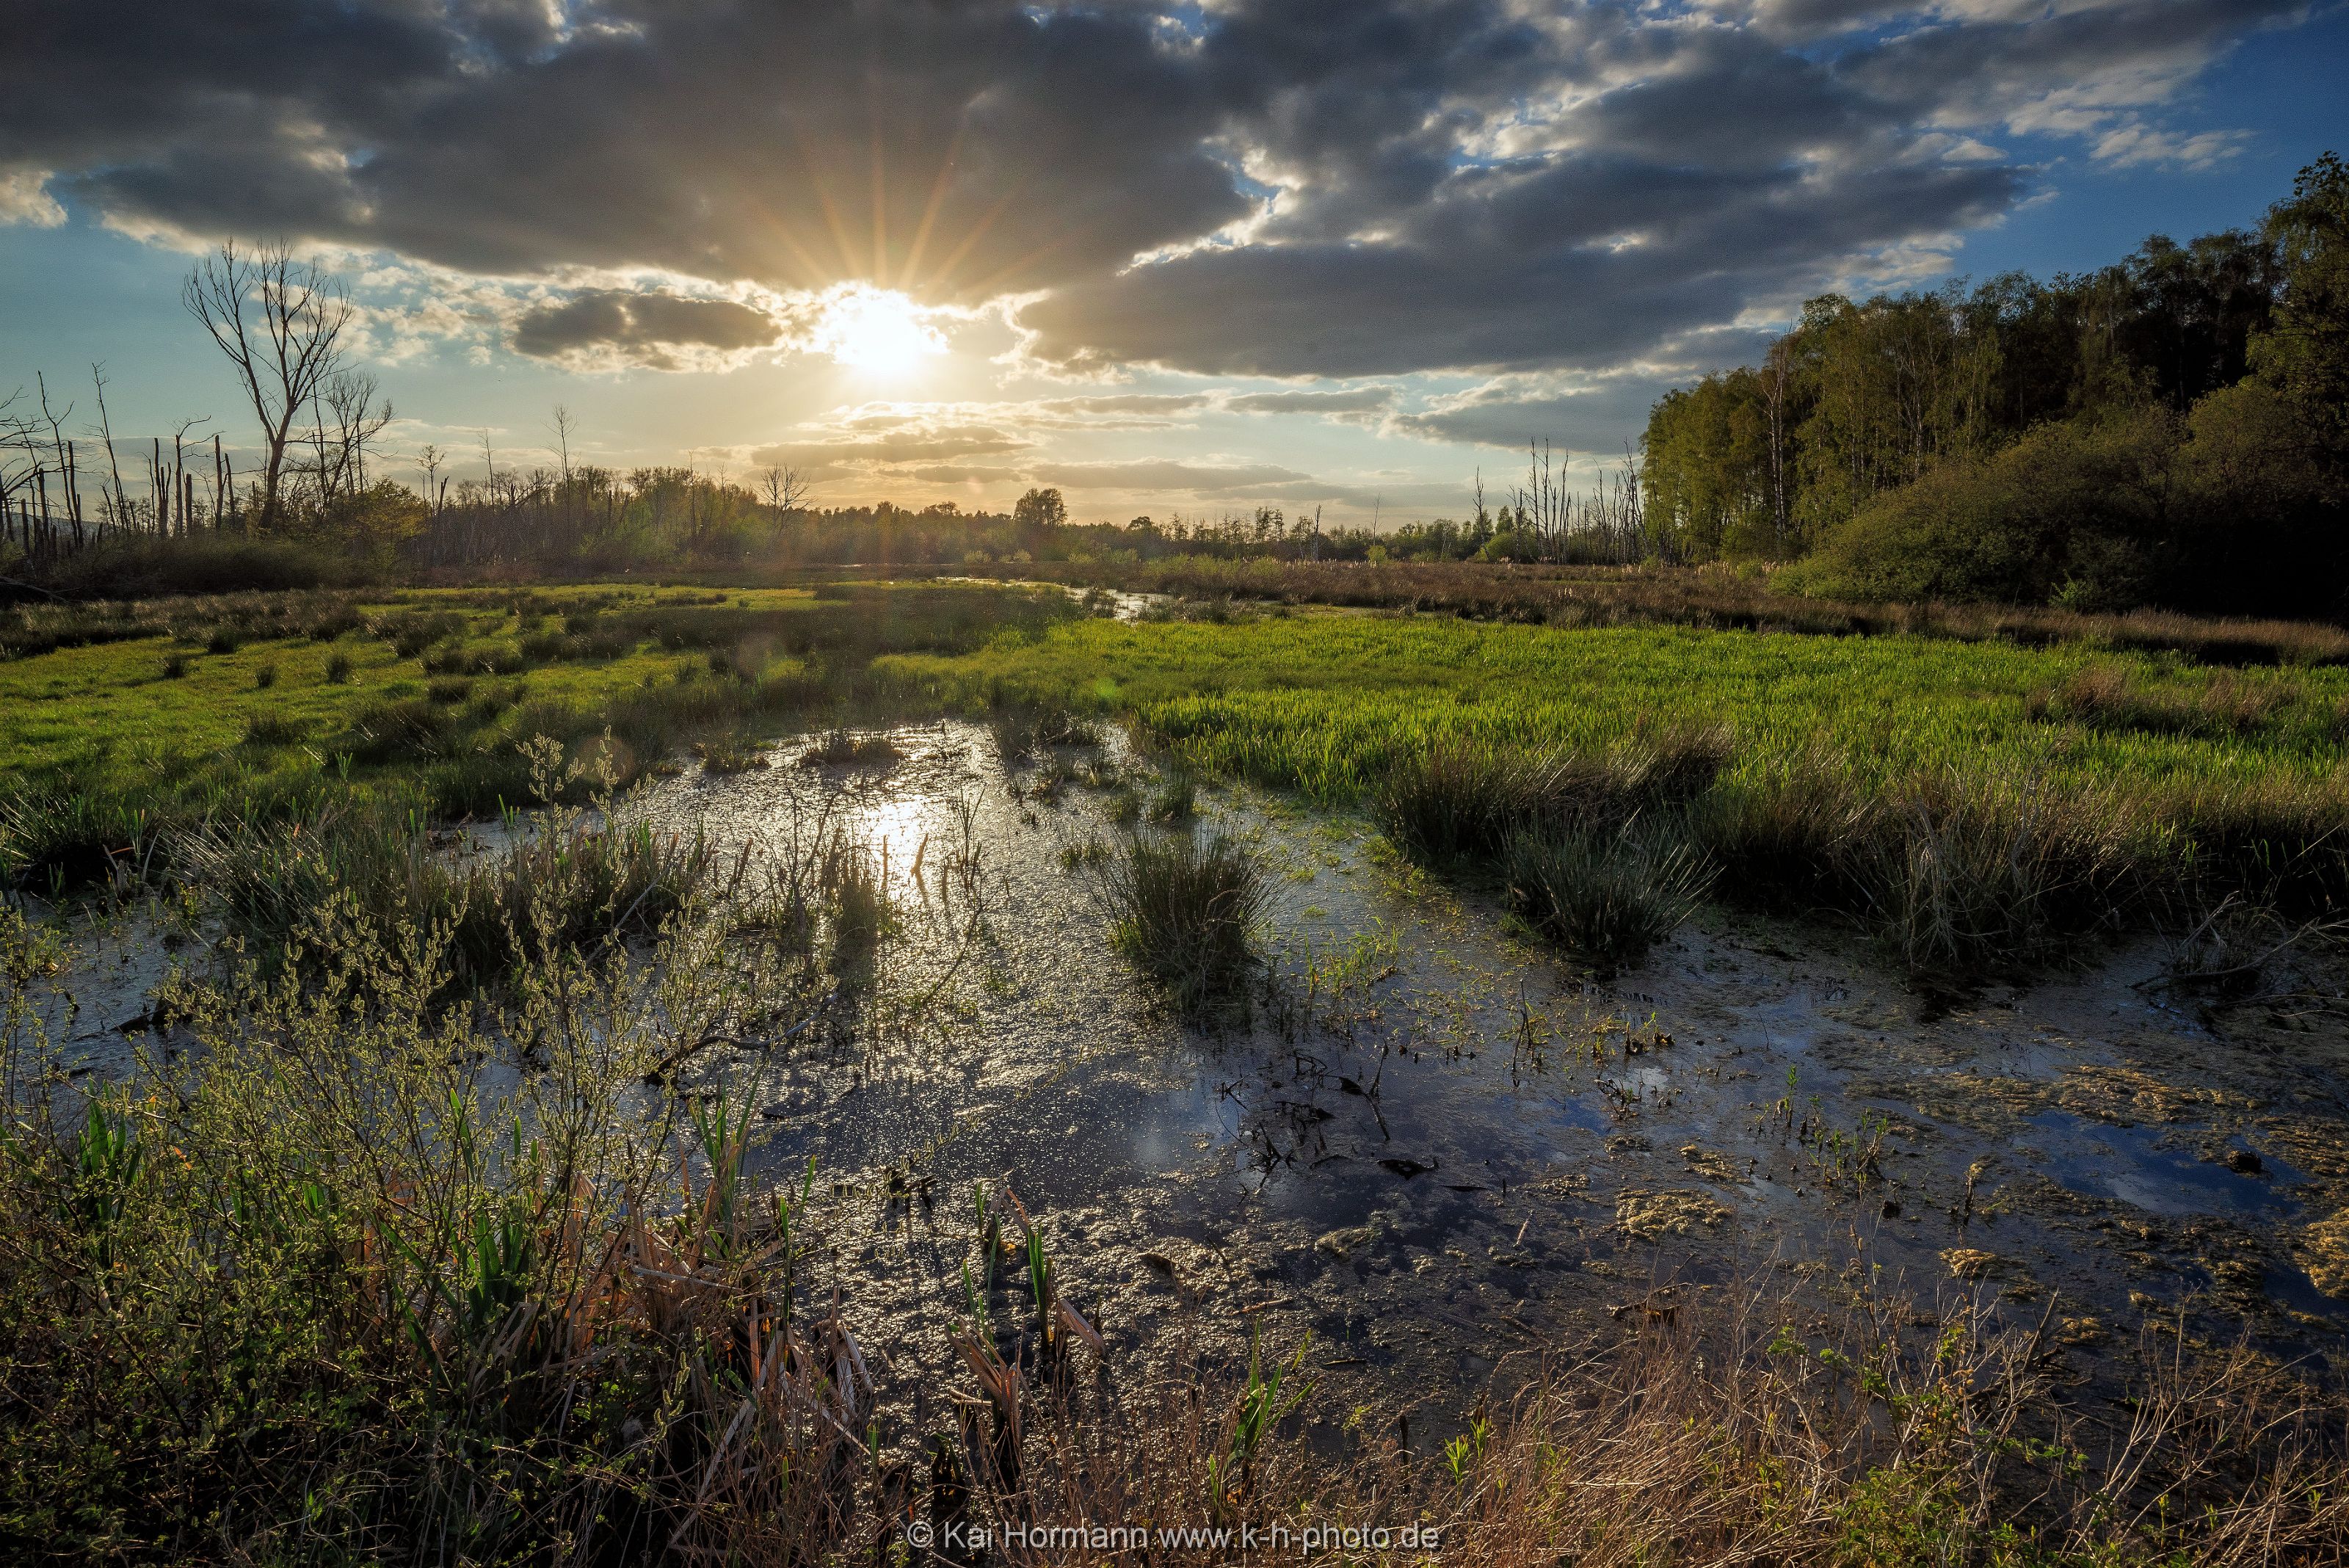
[0,0,2308,471]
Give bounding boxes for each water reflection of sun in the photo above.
[849,791,937,899]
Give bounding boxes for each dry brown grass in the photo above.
[969,558,2349,667]
[2027,661,2302,738]
[1415,1286,2349,1568]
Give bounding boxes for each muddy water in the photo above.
[32,716,2349,1432]
[614,720,2349,1420]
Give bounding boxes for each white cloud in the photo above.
[0,169,65,228]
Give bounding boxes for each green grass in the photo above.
[887,611,2349,976]
[0,600,674,778]
[884,613,2349,802]
[0,582,1079,890]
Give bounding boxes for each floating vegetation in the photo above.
[801,725,903,767]
[694,733,770,774]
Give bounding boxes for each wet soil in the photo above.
[35,716,2349,1443]
[633,722,2349,1431]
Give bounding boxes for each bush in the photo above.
[323,652,355,684]
[1782,409,2181,609]
[1785,388,2342,617]
[7,534,379,599]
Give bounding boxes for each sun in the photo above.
[814,286,946,379]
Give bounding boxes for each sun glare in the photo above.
[815,286,946,379]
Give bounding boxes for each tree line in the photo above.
[4,231,1647,586]
[11,153,2339,611]
[1641,153,2348,616]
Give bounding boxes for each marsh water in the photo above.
[37,715,2349,1431]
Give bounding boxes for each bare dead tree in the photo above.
[417,443,445,515]
[549,405,576,482]
[182,239,354,530]
[313,369,393,501]
[87,363,134,530]
[760,463,811,519]
[170,417,211,536]
[0,390,39,551]
[35,372,83,545]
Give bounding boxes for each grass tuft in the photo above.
[171,801,710,985]
[800,726,901,767]
[1145,765,1197,823]
[240,714,306,749]
[694,734,770,774]
[1099,830,1268,1009]
[1503,818,1713,966]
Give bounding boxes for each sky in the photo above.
[1,0,2345,529]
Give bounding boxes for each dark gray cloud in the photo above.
[1225,388,1397,416]
[0,0,2306,382]
[8,1,1241,302]
[1039,394,1213,417]
[1028,459,1315,496]
[749,427,1031,470]
[1388,380,1675,452]
[509,290,780,366]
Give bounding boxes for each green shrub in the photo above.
[1785,385,2341,617]
[1781,409,2182,609]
